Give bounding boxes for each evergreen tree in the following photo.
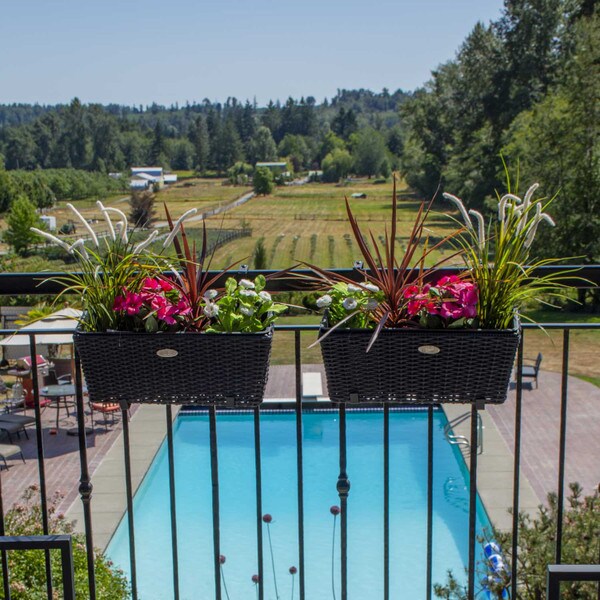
[3,195,42,256]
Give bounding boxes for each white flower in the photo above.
[240,289,258,298]
[366,298,379,311]
[239,279,255,289]
[240,306,255,317]
[204,289,218,300]
[343,297,358,311]
[363,283,379,293]
[203,303,219,318]
[316,294,332,308]
[347,284,361,293]
[259,291,272,302]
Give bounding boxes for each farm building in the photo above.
[255,162,288,174]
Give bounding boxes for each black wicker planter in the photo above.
[320,317,520,405]
[74,326,273,407]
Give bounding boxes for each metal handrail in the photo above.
[444,411,483,454]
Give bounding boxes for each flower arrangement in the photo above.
[443,175,570,330]
[37,203,286,334]
[36,202,283,406]
[303,175,464,350]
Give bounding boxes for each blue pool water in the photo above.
[107,409,491,599]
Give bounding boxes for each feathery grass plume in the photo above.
[444,176,576,330]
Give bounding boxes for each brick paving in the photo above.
[487,370,600,501]
[0,402,137,515]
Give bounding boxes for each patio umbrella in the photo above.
[0,307,82,348]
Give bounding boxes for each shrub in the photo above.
[434,483,600,600]
[0,486,130,599]
[253,167,275,195]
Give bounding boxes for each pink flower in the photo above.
[437,275,461,287]
[176,299,192,316]
[156,302,178,325]
[439,301,465,320]
[404,285,420,299]
[114,291,143,315]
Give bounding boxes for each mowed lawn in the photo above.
[208,180,460,269]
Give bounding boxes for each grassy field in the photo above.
[520,309,600,385]
[207,180,459,270]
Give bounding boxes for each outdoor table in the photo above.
[40,384,89,434]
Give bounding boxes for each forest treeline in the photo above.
[401,0,599,262]
[0,0,598,264]
[0,89,408,180]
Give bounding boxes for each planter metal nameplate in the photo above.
[418,345,440,355]
[156,348,179,358]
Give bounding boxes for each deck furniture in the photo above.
[0,443,25,469]
[522,353,543,389]
[0,420,29,443]
[90,402,120,430]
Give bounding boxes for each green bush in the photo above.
[0,486,130,599]
[434,483,600,600]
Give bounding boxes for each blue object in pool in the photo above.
[107,409,492,599]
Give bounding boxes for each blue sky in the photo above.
[0,0,504,106]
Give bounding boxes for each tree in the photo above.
[129,189,156,229]
[3,195,42,256]
[322,148,353,182]
[213,119,244,172]
[0,169,16,212]
[503,11,600,271]
[253,167,275,195]
[253,237,268,269]
[352,128,387,178]
[189,116,210,173]
[171,139,195,170]
[247,126,278,164]
[149,121,167,165]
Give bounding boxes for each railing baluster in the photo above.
[426,404,434,600]
[209,406,222,600]
[28,334,53,600]
[383,403,390,600]
[337,403,350,600]
[253,406,264,600]
[0,468,12,599]
[166,405,180,600]
[511,338,524,597]
[74,353,96,600]
[556,329,570,564]
[467,403,479,600]
[294,331,305,600]
[120,400,138,600]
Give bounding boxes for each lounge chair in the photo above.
[0,444,25,469]
[522,353,543,389]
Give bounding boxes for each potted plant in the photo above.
[307,176,565,405]
[34,203,286,407]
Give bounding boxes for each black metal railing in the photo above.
[0,267,599,600]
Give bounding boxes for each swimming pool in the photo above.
[107,409,491,599]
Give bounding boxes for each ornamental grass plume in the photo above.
[443,170,575,330]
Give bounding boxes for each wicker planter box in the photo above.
[320,317,520,405]
[74,326,273,407]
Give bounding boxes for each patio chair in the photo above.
[89,401,120,430]
[0,420,29,443]
[522,353,543,389]
[0,414,36,428]
[0,443,25,469]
